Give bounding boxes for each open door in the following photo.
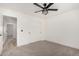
[3,16,17,53]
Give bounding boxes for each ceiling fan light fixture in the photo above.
[42,10,48,15]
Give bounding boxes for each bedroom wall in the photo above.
[17,14,44,46]
[46,9,79,49]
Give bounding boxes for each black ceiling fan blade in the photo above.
[48,9,58,11]
[33,3,43,9]
[46,3,54,8]
[34,10,43,13]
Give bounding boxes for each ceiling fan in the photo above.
[33,3,58,15]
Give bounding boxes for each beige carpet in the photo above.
[2,40,79,56]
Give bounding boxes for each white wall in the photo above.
[17,14,43,46]
[46,9,79,49]
[0,14,3,54]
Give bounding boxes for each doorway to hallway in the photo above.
[3,15,17,53]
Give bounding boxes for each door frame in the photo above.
[3,15,17,47]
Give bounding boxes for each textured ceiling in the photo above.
[0,3,79,18]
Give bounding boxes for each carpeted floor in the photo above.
[2,40,79,56]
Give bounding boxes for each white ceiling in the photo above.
[0,3,79,18]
